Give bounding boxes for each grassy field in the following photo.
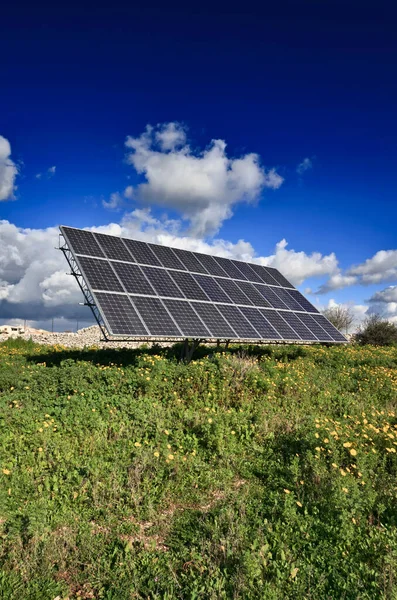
[1,339,397,599]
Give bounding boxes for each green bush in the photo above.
[356,314,397,346]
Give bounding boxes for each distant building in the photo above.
[0,325,26,335]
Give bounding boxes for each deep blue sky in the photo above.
[1,1,396,300]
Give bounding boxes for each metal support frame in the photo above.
[58,233,109,341]
[180,338,201,362]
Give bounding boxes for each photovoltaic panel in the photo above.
[260,309,299,340]
[191,302,238,338]
[132,296,182,336]
[78,257,124,292]
[150,244,186,270]
[287,289,319,313]
[123,239,161,266]
[163,300,211,337]
[94,232,134,262]
[168,270,210,301]
[63,227,104,257]
[312,314,347,342]
[193,274,232,303]
[171,248,209,273]
[266,267,293,288]
[94,293,148,335]
[141,266,184,298]
[273,287,304,311]
[216,278,253,305]
[112,262,155,296]
[248,263,280,286]
[193,253,229,277]
[217,305,261,338]
[231,260,263,283]
[235,281,272,307]
[213,256,248,280]
[253,284,288,309]
[239,307,281,339]
[61,225,346,343]
[296,313,333,341]
[279,312,318,341]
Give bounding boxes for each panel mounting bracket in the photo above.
[181,338,201,363]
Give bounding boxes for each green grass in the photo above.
[1,340,397,599]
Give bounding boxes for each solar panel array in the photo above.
[60,226,346,343]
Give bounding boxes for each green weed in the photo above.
[0,340,397,598]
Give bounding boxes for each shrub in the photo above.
[355,314,397,346]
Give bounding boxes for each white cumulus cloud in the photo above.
[123,122,284,237]
[347,250,397,285]
[261,239,339,286]
[317,248,397,293]
[36,165,57,180]
[367,285,397,323]
[0,136,18,201]
[296,157,313,175]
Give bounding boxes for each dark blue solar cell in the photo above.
[213,256,248,280]
[150,244,186,270]
[193,275,232,303]
[216,278,253,305]
[123,239,161,266]
[287,289,319,313]
[312,314,347,342]
[94,233,134,262]
[266,267,294,288]
[132,296,182,336]
[163,300,211,336]
[279,312,317,341]
[296,313,333,341]
[260,310,299,340]
[193,252,229,277]
[217,305,260,338]
[171,248,209,273]
[169,270,210,301]
[112,262,155,295]
[231,260,263,283]
[62,226,104,257]
[94,293,148,336]
[235,281,271,307]
[141,267,184,298]
[78,256,124,292]
[239,307,281,339]
[253,284,289,309]
[191,302,238,338]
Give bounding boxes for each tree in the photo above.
[322,305,355,333]
[355,314,397,346]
